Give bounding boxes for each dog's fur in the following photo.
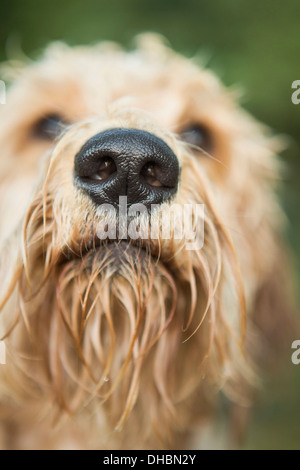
[0,35,295,449]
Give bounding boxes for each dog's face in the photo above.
[0,37,257,228]
[0,36,288,448]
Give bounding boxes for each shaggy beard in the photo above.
[8,242,213,426]
[50,243,182,426]
[0,174,253,448]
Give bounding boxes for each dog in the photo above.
[0,34,295,449]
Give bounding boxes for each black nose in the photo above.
[74,128,179,208]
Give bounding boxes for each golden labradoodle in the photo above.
[0,35,294,449]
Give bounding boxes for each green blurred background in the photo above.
[0,0,299,450]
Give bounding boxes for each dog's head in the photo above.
[0,35,290,447]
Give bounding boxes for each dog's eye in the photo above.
[179,124,212,154]
[32,114,67,140]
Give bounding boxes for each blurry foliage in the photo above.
[0,0,300,449]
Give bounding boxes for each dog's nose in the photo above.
[74,128,179,208]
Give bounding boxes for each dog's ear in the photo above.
[248,241,298,371]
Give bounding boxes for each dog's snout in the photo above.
[74,128,179,208]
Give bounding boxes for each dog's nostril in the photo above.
[141,162,164,188]
[90,157,117,182]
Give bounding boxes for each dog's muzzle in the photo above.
[74,128,179,208]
